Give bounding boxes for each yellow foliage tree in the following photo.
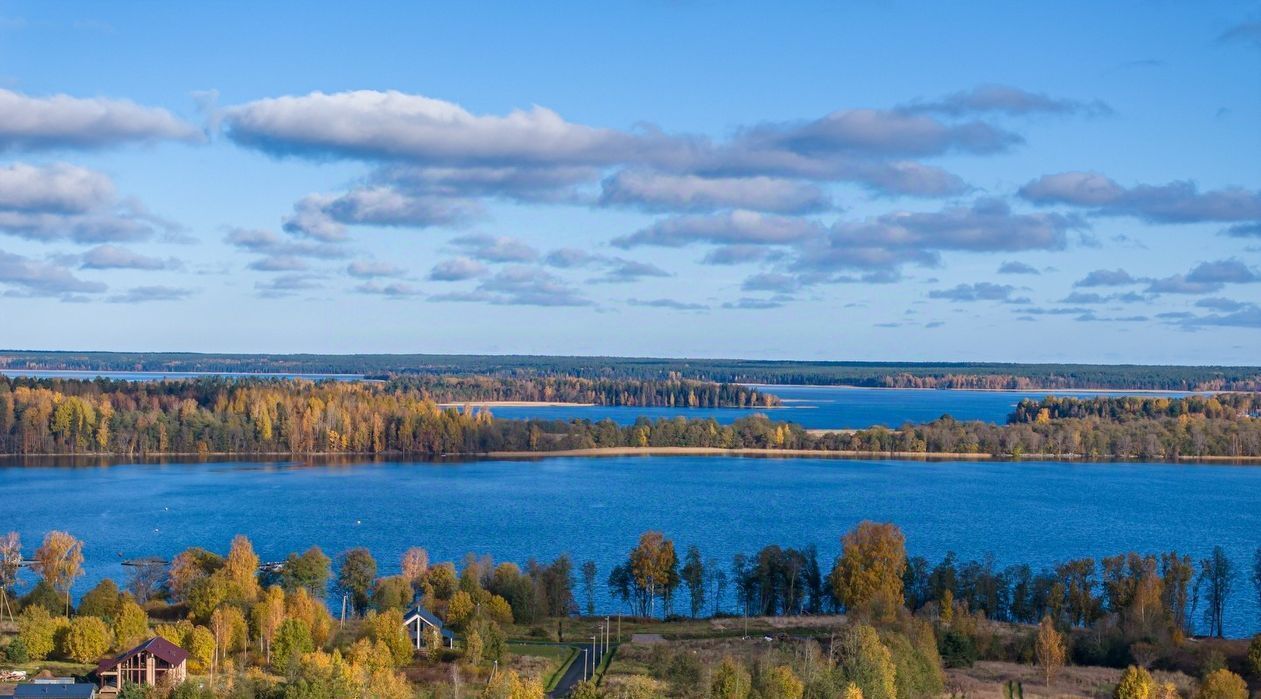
[1035,616,1066,687]
[829,522,906,623]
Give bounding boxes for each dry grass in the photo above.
[946,660,1197,699]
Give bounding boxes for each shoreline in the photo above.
[483,446,1261,463]
[438,400,595,407]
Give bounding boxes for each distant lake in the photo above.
[482,385,1199,429]
[3,456,1257,637]
[0,369,364,381]
[0,370,1198,427]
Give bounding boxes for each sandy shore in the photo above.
[439,400,595,407]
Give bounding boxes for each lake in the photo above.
[1,370,1194,428]
[3,456,1257,637]
[482,385,1198,429]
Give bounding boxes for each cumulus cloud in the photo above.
[701,245,778,266]
[355,281,422,298]
[899,84,1111,117]
[590,258,670,284]
[599,170,831,214]
[722,296,789,310]
[0,162,175,243]
[254,274,323,298]
[0,248,106,297]
[284,187,480,241]
[1185,258,1260,284]
[613,210,825,248]
[107,285,193,303]
[543,248,598,268]
[0,89,202,151]
[347,259,406,278]
[928,282,1029,303]
[1074,268,1137,287]
[80,244,176,270]
[431,265,590,306]
[997,260,1040,275]
[1196,297,1249,312]
[224,227,346,274]
[428,257,488,281]
[450,233,539,263]
[224,90,634,166]
[223,89,1001,199]
[627,298,709,311]
[1020,171,1261,223]
[742,272,801,293]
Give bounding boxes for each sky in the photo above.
[0,1,1258,364]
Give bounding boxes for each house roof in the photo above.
[403,604,455,638]
[14,684,97,698]
[96,636,188,673]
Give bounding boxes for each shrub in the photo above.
[1194,669,1247,699]
[63,616,112,663]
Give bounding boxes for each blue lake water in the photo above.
[2,371,1193,428]
[3,456,1257,636]
[483,385,1198,429]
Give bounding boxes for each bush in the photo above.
[938,628,978,668]
[1246,634,1261,679]
[63,616,112,663]
[6,638,29,663]
[1194,669,1247,699]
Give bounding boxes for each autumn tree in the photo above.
[223,534,262,604]
[1194,669,1247,699]
[835,624,896,699]
[1035,616,1066,687]
[63,615,111,662]
[830,522,906,622]
[271,618,314,672]
[401,547,429,586]
[280,546,331,596]
[682,545,706,618]
[250,585,286,664]
[111,597,149,650]
[1114,665,1154,699]
[1195,547,1235,638]
[336,548,378,616]
[629,531,678,618]
[31,530,84,615]
[17,605,68,660]
[711,656,753,699]
[0,532,20,621]
[757,664,804,699]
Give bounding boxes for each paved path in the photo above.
[546,641,614,698]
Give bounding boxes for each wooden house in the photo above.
[402,604,455,650]
[94,637,188,695]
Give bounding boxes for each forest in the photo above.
[1,376,1260,459]
[2,523,1260,698]
[4,350,1261,391]
[387,375,780,409]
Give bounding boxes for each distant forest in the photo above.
[1,376,1259,460]
[388,375,779,408]
[4,349,1261,390]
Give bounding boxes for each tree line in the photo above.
[388,375,780,408]
[2,376,1260,459]
[5,350,1260,390]
[3,526,1261,698]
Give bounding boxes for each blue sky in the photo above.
[0,1,1258,363]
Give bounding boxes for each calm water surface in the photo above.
[486,385,1197,428]
[3,456,1257,636]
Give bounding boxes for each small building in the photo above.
[14,682,98,699]
[402,604,455,650]
[95,637,188,695]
